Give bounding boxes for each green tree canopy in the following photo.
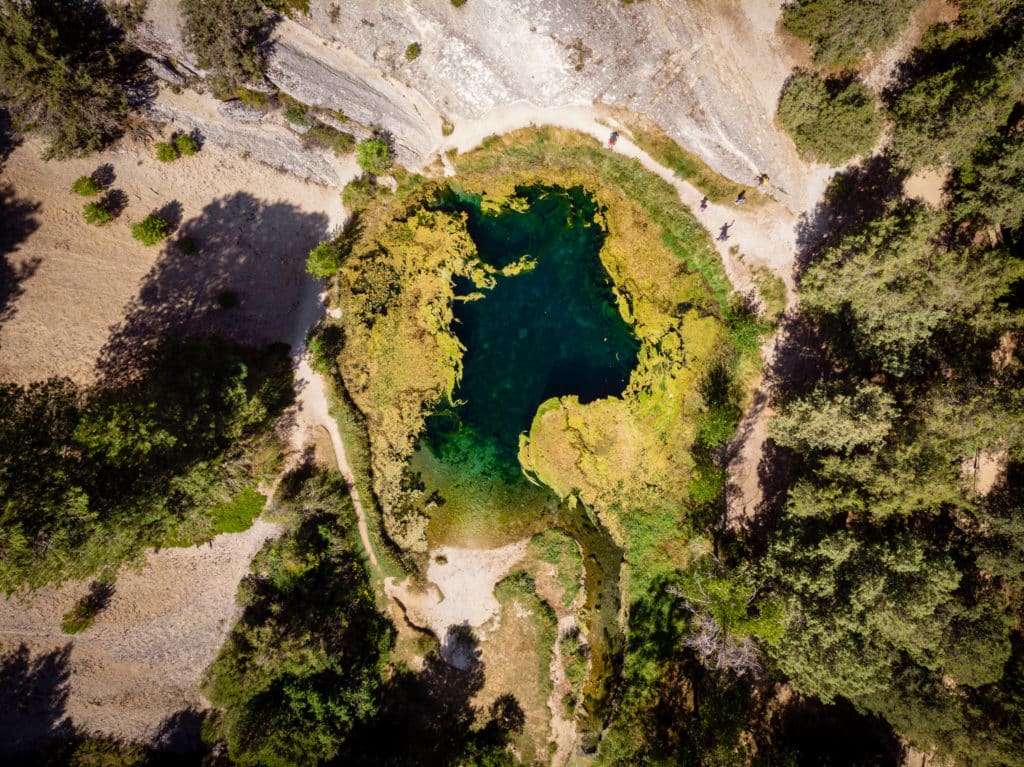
[0,0,135,158]
[204,469,393,767]
[801,202,1022,376]
[180,0,269,89]
[782,0,921,69]
[770,382,897,455]
[355,138,392,176]
[777,73,882,165]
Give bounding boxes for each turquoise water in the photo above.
[413,185,631,736]
[425,185,639,476]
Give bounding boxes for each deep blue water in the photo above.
[424,185,639,474]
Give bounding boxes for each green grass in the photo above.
[529,530,583,610]
[622,118,748,204]
[209,486,266,534]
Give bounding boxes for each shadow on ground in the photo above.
[0,643,73,757]
[0,183,41,337]
[96,192,329,383]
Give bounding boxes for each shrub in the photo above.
[342,176,384,211]
[155,142,179,162]
[302,122,355,155]
[61,579,114,634]
[179,0,268,88]
[131,214,170,245]
[71,176,102,196]
[283,103,310,127]
[82,201,114,226]
[441,117,455,137]
[355,138,392,176]
[405,42,421,61]
[306,240,342,279]
[451,0,468,6]
[777,73,881,165]
[174,132,200,156]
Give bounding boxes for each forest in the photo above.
[0,0,1022,765]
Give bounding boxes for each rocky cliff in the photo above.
[135,0,816,210]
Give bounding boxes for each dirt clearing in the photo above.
[0,135,343,384]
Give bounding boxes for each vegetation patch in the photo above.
[71,176,102,197]
[82,201,114,226]
[0,337,292,592]
[620,116,746,203]
[180,0,269,89]
[131,213,170,245]
[777,72,882,165]
[208,486,266,535]
[781,0,923,69]
[0,0,139,159]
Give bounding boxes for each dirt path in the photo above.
[291,354,379,569]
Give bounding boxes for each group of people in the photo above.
[606,130,768,245]
[700,172,770,242]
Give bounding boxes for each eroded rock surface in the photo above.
[132,0,818,209]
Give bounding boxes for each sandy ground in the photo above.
[904,166,948,208]
[0,134,344,384]
[0,132,349,752]
[386,541,528,666]
[0,519,280,754]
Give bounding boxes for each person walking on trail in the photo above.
[699,196,708,212]
[718,221,733,241]
[756,173,769,188]
[608,131,619,148]
[735,191,746,205]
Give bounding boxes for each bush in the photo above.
[173,132,199,156]
[131,214,170,245]
[302,121,355,155]
[82,201,114,226]
[451,0,468,6]
[341,176,384,211]
[306,240,343,279]
[283,103,310,127]
[355,138,392,176]
[180,0,268,88]
[777,73,882,165]
[71,176,102,196]
[405,42,421,61]
[155,142,179,162]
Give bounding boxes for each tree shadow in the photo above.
[0,643,74,758]
[152,707,205,755]
[0,183,42,336]
[156,200,184,234]
[90,163,116,189]
[337,636,524,766]
[101,188,129,219]
[96,192,329,384]
[792,153,906,282]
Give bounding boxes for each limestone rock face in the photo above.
[135,0,814,208]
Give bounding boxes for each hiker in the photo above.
[608,131,619,148]
[699,196,708,212]
[756,173,769,187]
[735,191,746,205]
